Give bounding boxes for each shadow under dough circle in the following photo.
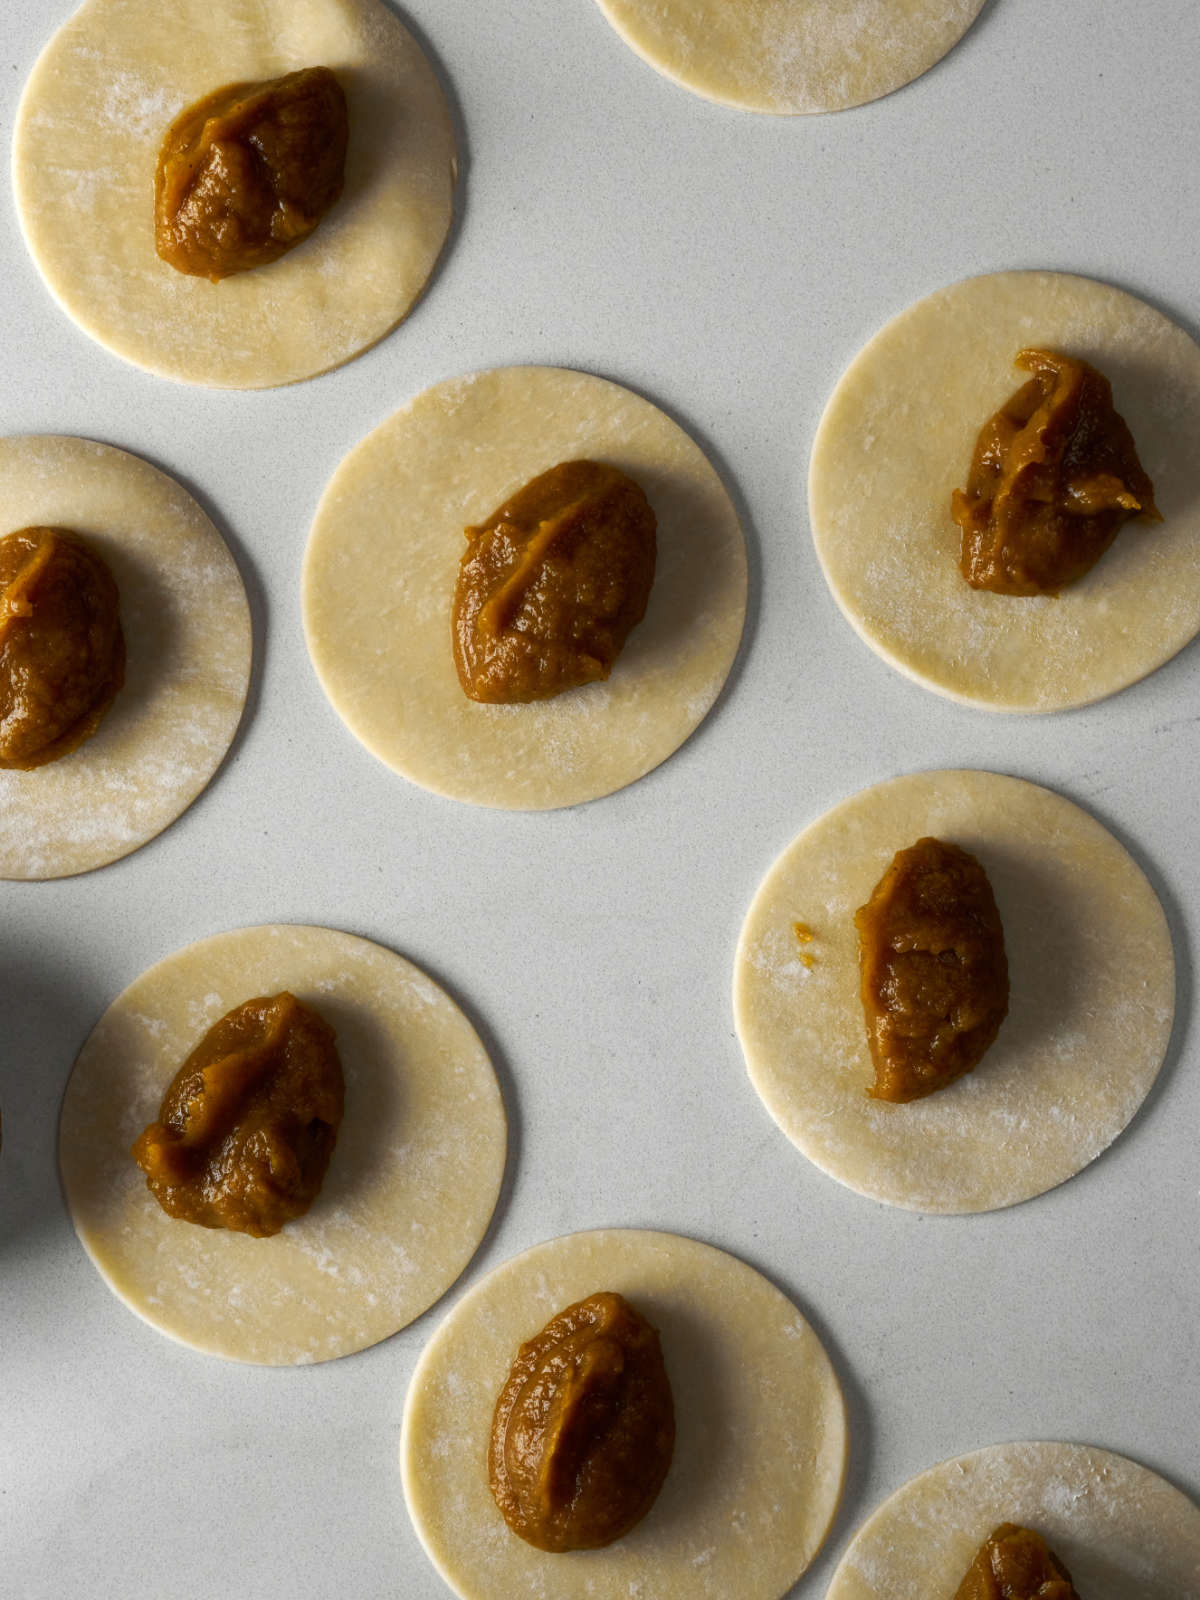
[401,1228,846,1600]
[0,435,250,881]
[734,770,1174,1213]
[824,1441,1200,1599]
[60,924,507,1365]
[13,0,456,388]
[591,0,986,114]
[809,272,1200,711]
[302,367,748,810]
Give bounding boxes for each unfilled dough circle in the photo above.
[401,1228,846,1600]
[60,924,507,1365]
[809,272,1200,711]
[13,0,456,389]
[734,770,1174,1214]
[824,1441,1200,1599]
[303,367,748,810]
[592,0,986,115]
[0,435,250,881]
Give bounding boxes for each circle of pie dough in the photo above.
[401,1228,847,1600]
[824,1441,1200,1599]
[13,0,456,389]
[809,272,1200,712]
[591,0,986,115]
[302,367,748,810]
[60,923,507,1365]
[734,769,1174,1214]
[0,435,250,881]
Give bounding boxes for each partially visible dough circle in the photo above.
[734,770,1174,1214]
[401,1228,847,1600]
[302,367,748,810]
[0,435,250,881]
[592,0,986,114]
[809,272,1200,711]
[60,924,507,1365]
[13,0,456,389]
[824,1441,1200,1599]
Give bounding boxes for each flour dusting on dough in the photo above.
[402,1230,847,1599]
[810,273,1200,711]
[303,368,747,810]
[13,0,457,387]
[594,0,986,114]
[60,925,506,1365]
[734,770,1174,1213]
[826,1442,1200,1599]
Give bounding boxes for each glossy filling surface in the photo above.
[808,272,1200,712]
[953,349,1159,595]
[155,67,348,281]
[953,1522,1080,1600]
[855,836,1008,1103]
[453,461,656,704]
[132,991,343,1237]
[0,526,124,769]
[489,1290,675,1551]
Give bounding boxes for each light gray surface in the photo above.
[2,1,1198,1596]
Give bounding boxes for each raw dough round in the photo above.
[401,1228,846,1600]
[591,0,986,115]
[809,272,1200,711]
[824,1441,1200,1599]
[302,367,747,809]
[60,924,507,1365]
[0,435,250,881]
[734,770,1174,1214]
[13,0,456,389]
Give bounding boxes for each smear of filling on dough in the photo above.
[953,1521,1082,1599]
[854,837,1009,1103]
[452,460,657,703]
[0,526,125,769]
[488,1290,675,1551]
[951,348,1159,596]
[155,67,348,282]
[131,992,344,1237]
[793,920,816,968]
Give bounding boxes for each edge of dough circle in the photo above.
[592,0,987,114]
[59,923,507,1366]
[401,1228,847,1600]
[808,271,1200,712]
[13,0,456,389]
[823,1441,1200,1598]
[734,769,1175,1215]
[302,366,748,811]
[0,434,251,881]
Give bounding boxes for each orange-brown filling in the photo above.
[453,460,657,703]
[854,837,1008,1102]
[953,1522,1082,1599]
[155,66,348,281]
[0,526,124,770]
[488,1290,675,1551]
[952,348,1159,595]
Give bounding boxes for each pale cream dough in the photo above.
[824,1441,1200,1599]
[59,923,507,1365]
[0,435,250,881]
[809,272,1200,712]
[302,366,747,810]
[592,0,986,115]
[13,0,456,389]
[401,1228,847,1600]
[734,769,1174,1214]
